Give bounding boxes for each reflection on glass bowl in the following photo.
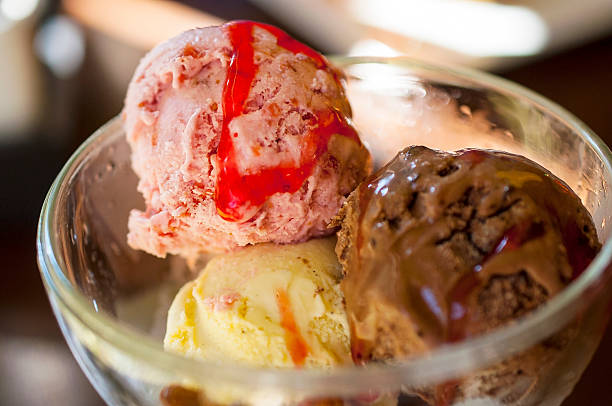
[38,57,612,406]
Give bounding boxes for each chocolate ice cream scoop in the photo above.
[335,146,600,363]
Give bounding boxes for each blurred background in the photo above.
[1,0,611,404]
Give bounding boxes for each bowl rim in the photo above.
[37,56,612,394]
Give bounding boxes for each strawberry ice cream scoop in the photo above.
[124,21,371,258]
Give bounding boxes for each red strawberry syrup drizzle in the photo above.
[276,288,309,366]
[215,21,360,222]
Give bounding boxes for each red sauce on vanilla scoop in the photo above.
[276,288,309,366]
[215,21,360,222]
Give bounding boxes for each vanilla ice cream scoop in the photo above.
[164,237,350,368]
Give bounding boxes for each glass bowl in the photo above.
[38,57,612,406]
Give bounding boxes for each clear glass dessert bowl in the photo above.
[38,57,612,406]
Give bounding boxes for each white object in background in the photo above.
[34,15,85,79]
[251,0,497,68]
[350,0,549,57]
[1,0,38,21]
[0,0,43,140]
[252,0,612,70]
